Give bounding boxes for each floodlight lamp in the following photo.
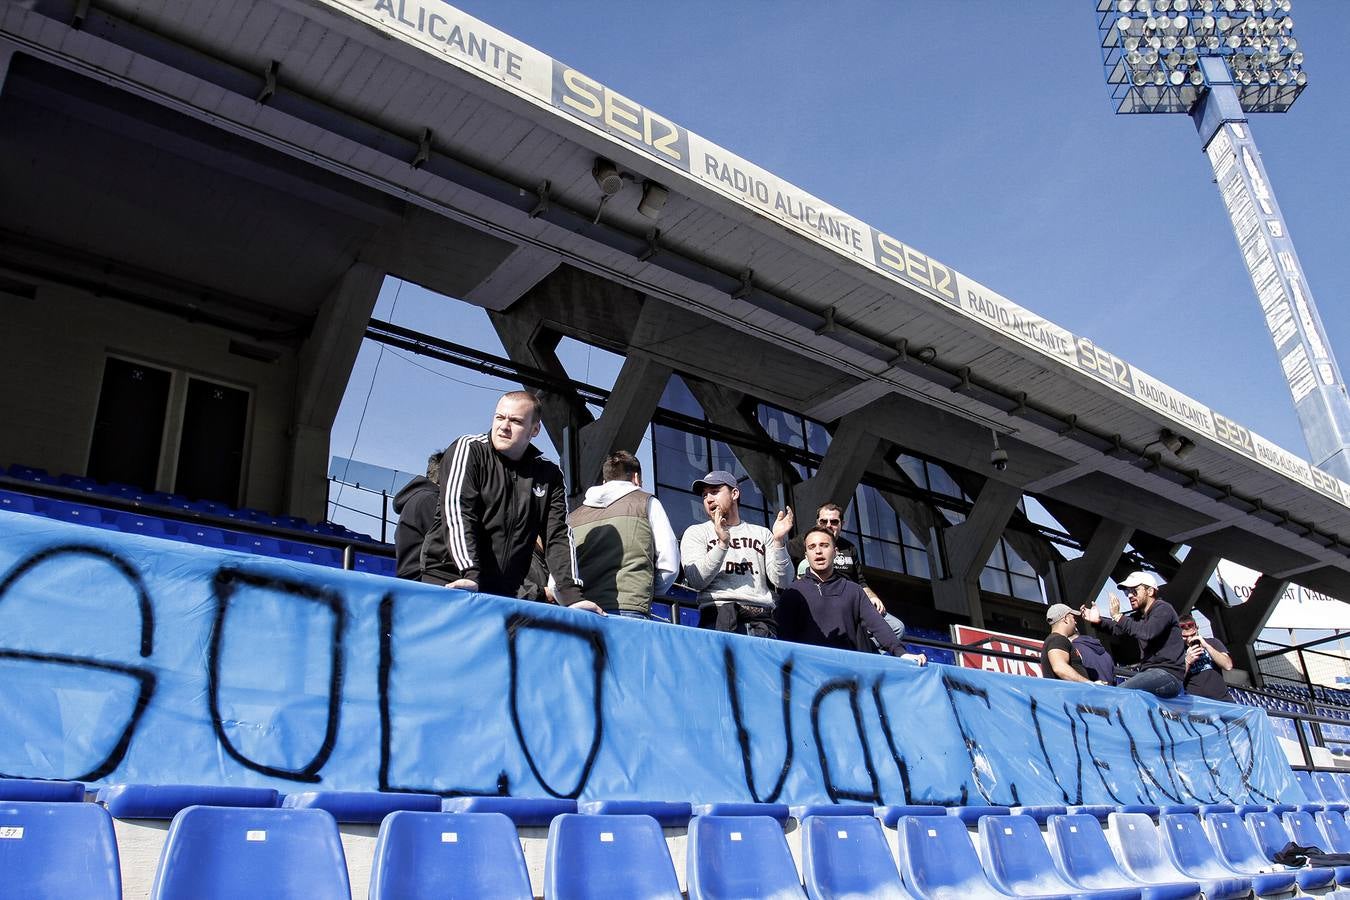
[637,180,669,219]
[1189,68,1205,84]
[1182,35,1197,49]
[1125,35,1141,50]
[1148,35,1162,49]
[1205,35,1220,48]
[1226,34,1242,48]
[1145,16,1159,30]
[1198,0,1215,10]
[1153,69,1168,85]
[1132,69,1150,86]
[1278,0,1291,11]
[1291,49,1303,64]
[1176,0,1190,10]
[1156,0,1171,10]
[1144,49,1160,64]
[1172,14,1188,28]
[1295,70,1307,85]
[1199,14,1215,29]
[1222,0,1236,10]
[1170,68,1186,85]
[592,158,623,196]
[1127,49,1144,64]
[1118,0,1135,10]
[1166,50,1182,66]
[1275,69,1290,84]
[1183,48,1198,63]
[1163,34,1179,48]
[1257,69,1271,84]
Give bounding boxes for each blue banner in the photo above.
[0,511,1296,806]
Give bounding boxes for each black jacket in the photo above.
[393,475,440,580]
[420,434,581,603]
[1100,598,1186,681]
[775,570,903,656]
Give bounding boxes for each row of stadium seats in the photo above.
[2,462,374,542]
[0,487,397,577]
[1232,686,1350,747]
[10,777,1350,899]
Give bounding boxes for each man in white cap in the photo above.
[1081,571,1185,698]
[680,470,793,637]
[1040,603,1091,683]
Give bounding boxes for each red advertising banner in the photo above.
[951,624,1045,678]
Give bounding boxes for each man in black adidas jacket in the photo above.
[420,391,601,614]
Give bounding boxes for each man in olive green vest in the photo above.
[568,451,679,618]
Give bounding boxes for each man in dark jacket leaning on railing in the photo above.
[776,527,926,666]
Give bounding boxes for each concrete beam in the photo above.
[685,379,794,508]
[287,261,384,519]
[462,244,562,312]
[1166,550,1221,617]
[1055,518,1134,607]
[488,308,591,452]
[794,411,882,522]
[931,479,1023,626]
[576,351,671,490]
[0,44,12,97]
[1222,574,1288,681]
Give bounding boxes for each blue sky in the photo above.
[330,2,1350,539]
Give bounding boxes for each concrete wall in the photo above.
[0,282,299,513]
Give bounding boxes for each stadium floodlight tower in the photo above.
[1097,0,1350,482]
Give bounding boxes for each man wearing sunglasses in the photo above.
[1080,571,1185,698]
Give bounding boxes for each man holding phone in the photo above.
[1179,615,1235,702]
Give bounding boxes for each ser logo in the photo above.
[552,63,688,167]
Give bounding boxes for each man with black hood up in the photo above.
[393,449,442,580]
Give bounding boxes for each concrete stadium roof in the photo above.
[4,0,1350,597]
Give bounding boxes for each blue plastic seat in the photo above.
[233,534,285,557]
[1158,804,1200,816]
[179,525,230,548]
[0,778,85,802]
[897,813,1007,898]
[441,795,576,826]
[100,784,278,819]
[544,813,681,899]
[1108,812,1248,900]
[579,799,692,826]
[0,800,121,899]
[1046,813,1200,899]
[688,815,804,899]
[1011,804,1067,824]
[947,804,1010,825]
[1296,770,1346,810]
[53,501,109,527]
[369,810,531,899]
[0,490,38,514]
[1281,810,1350,885]
[112,511,171,537]
[1204,811,1337,893]
[150,806,349,899]
[1317,771,1350,803]
[875,805,947,827]
[692,802,790,821]
[1158,812,1292,897]
[7,464,52,482]
[979,814,1136,899]
[789,803,875,821]
[1066,804,1115,821]
[281,790,440,823]
[801,815,911,899]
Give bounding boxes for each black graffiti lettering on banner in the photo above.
[810,678,880,805]
[0,544,156,782]
[941,673,1019,807]
[1218,713,1280,804]
[724,648,794,804]
[506,612,605,800]
[1076,705,1124,804]
[1157,708,1218,804]
[377,594,510,797]
[871,679,967,807]
[1030,696,1084,806]
[1183,713,1236,804]
[208,568,344,783]
[1141,708,1188,803]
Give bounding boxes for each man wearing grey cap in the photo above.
[1041,603,1091,683]
[1081,570,1185,698]
[680,470,794,636]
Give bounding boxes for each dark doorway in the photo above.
[88,357,171,490]
[174,377,249,505]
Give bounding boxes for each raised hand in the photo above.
[771,506,794,543]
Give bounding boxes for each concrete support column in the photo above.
[930,479,1023,627]
[488,309,592,453]
[576,351,671,490]
[1221,574,1289,683]
[793,412,881,522]
[1054,518,1134,607]
[0,43,13,96]
[685,380,795,508]
[287,262,384,520]
[1166,550,1221,617]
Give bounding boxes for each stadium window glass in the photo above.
[658,376,703,417]
[925,462,963,499]
[653,424,707,493]
[805,420,831,456]
[757,404,805,450]
[655,486,704,537]
[904,546,931,580]
[1010,573,1043,602]
[980,566,1011,595]
[897,454,928,490]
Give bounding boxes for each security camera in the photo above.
[990,447,1009,471]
